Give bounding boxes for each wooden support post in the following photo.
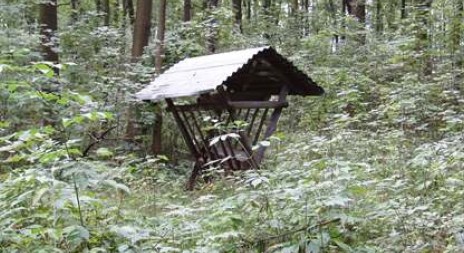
[188,110,215,163]
[179,110,200,146]
[247,108,260,135]
[166,98,205,190]
[187,158,204,190]
[255,85,288,163]
[243,108,251,122]
[219,139,235,172]
[226,138,240,170]
[217,85,259,169]
[253,108,269,145]
[166,99,199,157]
[237,132,259,169]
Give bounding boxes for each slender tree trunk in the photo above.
[39,0,59,126]
[152,0,167,155]
[451,0,463,68]
[328,0,339,45]
[341,0,346,40]
[253,0,259,19]
[274,0,282,25]
[415,0,433,77]
[232,0,242,32]
[123,0,135,24]
[302,0,309,35]
[71,0,79,21]
[184,0,192,22]
[290,0,298,15]
[113,0,120,25]
[126,0,153,140]
[375,0,383,34]
[401,0,407,19]
[39,0,59,74]
[345,0,365,43]
[131,0,153,61]
[345,0,365,23]
[302,0,309,12]
[95,0,102,13]
[103,0,110,26]
[263,0,271,15]
[245,0,251,21]
[262,0,272,38]
[206,0,220,53]
[155,0,167,73]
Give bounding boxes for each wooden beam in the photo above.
[246,108,260,135]
[166,103,222,112]
[227,101,288,109]
[187,159,203,190]
[217,85,260,169]
[166,98,200,158]
[219,139,235,171]
[253,108,269,145]
[237,132,259,169]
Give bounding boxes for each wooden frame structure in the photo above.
[136,47,324,190]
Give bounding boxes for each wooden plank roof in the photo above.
[135,46,323,101]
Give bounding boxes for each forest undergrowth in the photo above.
[1,1,464,252]
[2,40,464,252]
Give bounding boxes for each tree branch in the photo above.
[82,126,117,157]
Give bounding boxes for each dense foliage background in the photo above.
[1,0,464,252]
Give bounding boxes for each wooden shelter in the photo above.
[136,46,324,190]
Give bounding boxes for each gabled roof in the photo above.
[135,46,324,101]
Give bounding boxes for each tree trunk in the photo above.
[245,0,251,21]
[203,0,208,10]
[95,0,102,13]
[451,0,463,68]
[123,0,135,24]
[327,0,338,45]
[253,0,259,19]
[415,0,433,77]
[71,0,79,21]
[152,0,167,155]
[345,0,365,23]
[126,0,153,140]
[131,0,153,61]
[39,0,59,126]
[206,0,220,53]
[345,0,365,43]
[113,0,120,25]
[184,0,192,22]
[262,0,272,38]
[341,0,346,40]
[103,0,110,26]
[401,0,407,19]
[263,0,271,15]
[375,0,383,34]
[274,0,282,25]
[39,0,59,74]
[155,0,167,73]
[302,0,309,12]
[232,0,242,32]
[302,0,309,35]
[290,0,298,15]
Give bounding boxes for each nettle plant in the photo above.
[0,62,135,251]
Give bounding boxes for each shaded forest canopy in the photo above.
[0,0,464,252]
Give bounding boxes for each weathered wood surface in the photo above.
[136,46,323,101]
[142,47,325,190]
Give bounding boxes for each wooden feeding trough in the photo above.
[136,46,324,190]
